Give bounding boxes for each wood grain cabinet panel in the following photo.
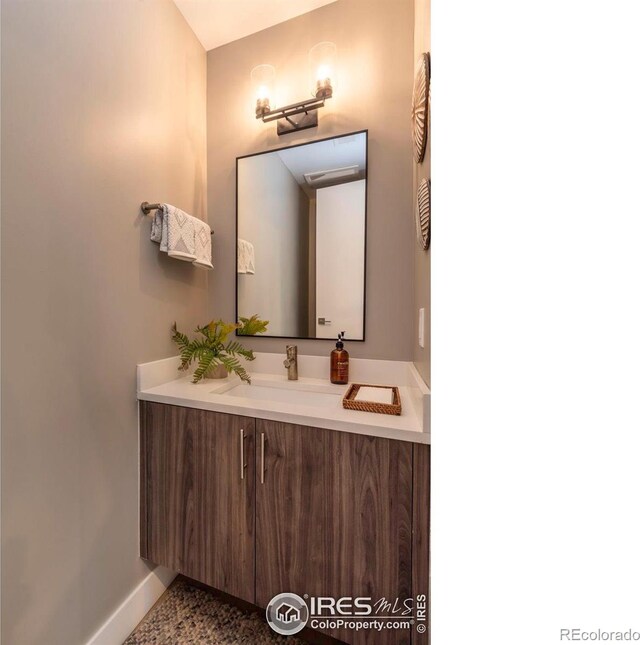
[412,443,430,644]
[140,402,256,602]
[255,419,413,645]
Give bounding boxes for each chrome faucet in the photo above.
[283,345,298,380]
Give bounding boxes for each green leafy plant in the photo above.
[237,314,269,336]
[171,316,269,384]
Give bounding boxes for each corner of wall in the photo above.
[413,0,431,388]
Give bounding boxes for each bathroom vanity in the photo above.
[138,354,430,645]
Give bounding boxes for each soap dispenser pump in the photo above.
[330,331,349,385]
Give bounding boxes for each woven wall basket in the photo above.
[412,52,430,164]
[416,178,430,250]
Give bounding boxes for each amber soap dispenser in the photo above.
[330,332,349,384]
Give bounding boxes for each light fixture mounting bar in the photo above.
[260,96,327,123]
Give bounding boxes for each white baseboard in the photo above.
[86,566,177,645]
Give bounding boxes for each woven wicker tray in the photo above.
[342,383,402,416]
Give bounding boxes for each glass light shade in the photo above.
[250,64,276,117]
[309,42,337,99]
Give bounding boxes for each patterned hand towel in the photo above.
[159,204,196,262]
[237,238,255,274]
[193,218,214,270]
[150,208,163,243]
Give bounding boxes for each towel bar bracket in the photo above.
[141,201,162,215]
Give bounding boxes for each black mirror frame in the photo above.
[235,129,368,341]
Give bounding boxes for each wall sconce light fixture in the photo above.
[250,64,276,118]
[252,42,337,136]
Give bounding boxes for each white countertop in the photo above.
[137,354,430,444]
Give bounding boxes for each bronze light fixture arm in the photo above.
[258,96,327,123]
[257,95,330,135]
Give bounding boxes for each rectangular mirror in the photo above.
[236,130,367,340]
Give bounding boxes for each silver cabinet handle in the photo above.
[260,432,266,484]
[240,428,246,480]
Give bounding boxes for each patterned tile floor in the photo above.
[124,578,307,644]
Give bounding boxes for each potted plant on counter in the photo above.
[171,315,268,384]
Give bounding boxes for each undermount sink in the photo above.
[221,380,344,407]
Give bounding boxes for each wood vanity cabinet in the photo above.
[140,402,429,645]
[140,402,256,601]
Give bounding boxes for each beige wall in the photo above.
[0,1,207,643]
[414,0,431,385]
[206,0,415,360]
[238,153,308,336]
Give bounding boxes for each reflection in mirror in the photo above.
[237,131,367,340]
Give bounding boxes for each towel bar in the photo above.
[141,202,214,235]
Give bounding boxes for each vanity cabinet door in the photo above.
[140,402,256,602]
[255,419,413,645]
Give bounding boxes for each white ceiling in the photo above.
[277,132,367,190]
[173,0,338,51]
